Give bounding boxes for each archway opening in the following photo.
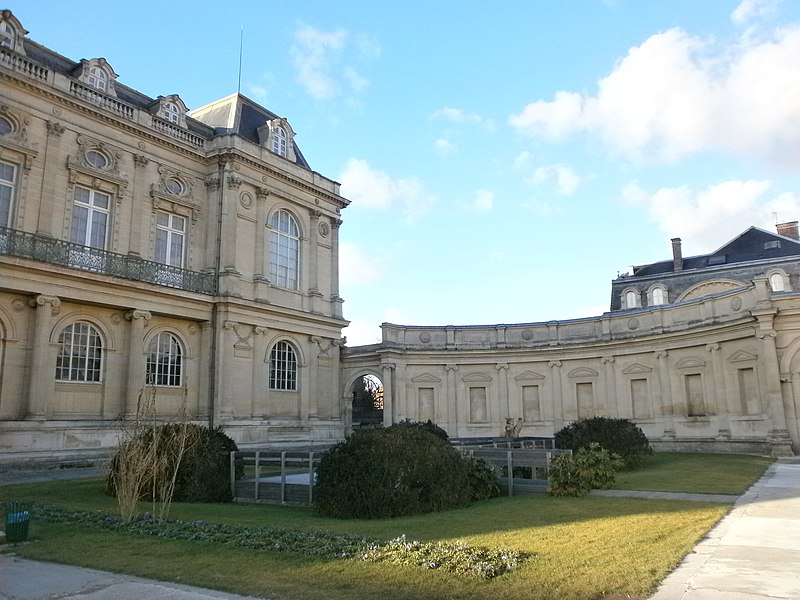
[351,374,384,428]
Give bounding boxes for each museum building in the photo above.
[1,10,799,462]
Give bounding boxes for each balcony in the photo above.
[0,227,217,295]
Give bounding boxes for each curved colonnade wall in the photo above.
[341,278,800,456]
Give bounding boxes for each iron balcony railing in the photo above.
[0,227,217,295]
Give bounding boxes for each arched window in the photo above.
[146,332,183,387]
[55,322,103,382]
[624,290,638,309]
[161,102,180,124]
[0,21,16,50]
[770,272,786,292]
[269,340,297,391]
[88,66,107,91]
[270,209,300,290]
[651,287,666,306]
[272,125,287,157]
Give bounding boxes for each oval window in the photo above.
[165,177,184,195]
[85,150,108,169]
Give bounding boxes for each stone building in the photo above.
[1,9,799,462]
[0,10,349,461]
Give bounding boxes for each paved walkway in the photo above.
[649,457,800,600]
[1,459,798,599]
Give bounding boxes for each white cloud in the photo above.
[291,25,347,99]
[339,242,385,287]
[732,0,783,24]
[344,66,369,93]
[626,179,800,253]
[532,165,581,196]
[246,84,268,101]
[509,25,800,165]
[468,189,494,212]
[339,158,436,222]
[291,24,378,100]
[434,138,457,154]
[432,107,495,131]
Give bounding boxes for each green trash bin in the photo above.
[4,501,31,543]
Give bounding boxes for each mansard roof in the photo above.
[631,226,800,278]
[188,93,310,169]
[16,33,310,169]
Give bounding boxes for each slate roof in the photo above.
[18,37,308,168]
[631,226,800,277]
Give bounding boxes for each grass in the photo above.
[0,452,772,600]
[615,452,773,494]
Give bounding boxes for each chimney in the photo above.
[776,221,799,240]
[671,238,683,272]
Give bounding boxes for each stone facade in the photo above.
[341,279,799,457]
[0,11,349,462]
[2,10,799,463]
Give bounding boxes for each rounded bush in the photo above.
[554,417,652,469]
[314,426,473,519]
[108,424,240,503]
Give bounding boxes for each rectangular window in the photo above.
[685,374,706,417]
[737,367,760,415]
[576,382,594,418]
[469,387,488,423]
[71,186,109,249]
[0,160,15,228]
[631,378,651,419]
[155,211,185,267]
[522,385,541,421]
[418,387,434,422]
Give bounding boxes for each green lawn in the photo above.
[614,452,773,494]
[0,452,772,600]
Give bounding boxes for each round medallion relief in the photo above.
[319,221,330,237]
[628,318,640,330]
[53,107,62,116]
[240,191,253,209]
[731,297,742,311]
[419,332,431,343]
[521,329,534,341]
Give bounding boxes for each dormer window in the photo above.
[74,58,118,97]
[161,102,180,123]
[0,10,27,55]
[257,118,297,162]
[149,95,188,129]
[273,126,287,157]
[0,20,15,49]
[88,66,107,91]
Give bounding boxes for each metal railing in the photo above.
[0,227,217,295]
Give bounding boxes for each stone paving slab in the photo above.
[591,489,739,503]
[0,555,267,600]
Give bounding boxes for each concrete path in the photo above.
[650,457,800,600]
[0,555,267,600]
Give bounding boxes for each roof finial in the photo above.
[237,25,244,95]
[773,210,779,224]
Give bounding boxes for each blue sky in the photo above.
[11,0,800,345]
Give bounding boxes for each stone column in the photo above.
[254,187,270,279]
[250,326,269,417]
[445,364,458,436]
[307,210,321,294]
[496,362,510,421]
[28,295,61,418]
[123,310,151,418]
[381,362,395,427]
[330,219,343,318]
[706,342,730,440]
[549,360,563,430]
[37,122,66,236]
[600,356,615,416]
[655,350,675,440]
[395,363,407,421]
[752,307,793,455]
